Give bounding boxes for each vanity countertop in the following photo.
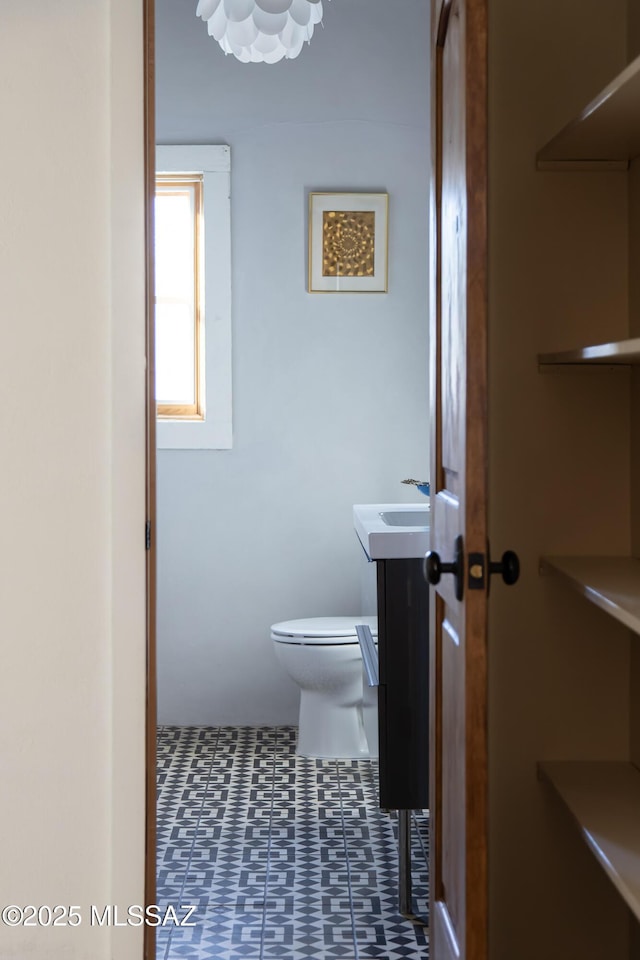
[353,502,431,561]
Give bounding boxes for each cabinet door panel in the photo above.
[377,559,429,811]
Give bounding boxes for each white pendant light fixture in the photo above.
[196,0,328,64]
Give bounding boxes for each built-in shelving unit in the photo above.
[540,556,640,636]
[535,27,640,946]
[538,337,640,367]
[538,762,640,922]
[537,54,640,168]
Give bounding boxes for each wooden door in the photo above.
[428,0,488,957]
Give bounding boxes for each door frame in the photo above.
[143,0,157,957]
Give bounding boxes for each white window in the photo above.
[155,145,232,449]
[155,174,204,420]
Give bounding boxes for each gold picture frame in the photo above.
[308,192,389,293]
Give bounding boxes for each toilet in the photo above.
[271,615,378,760]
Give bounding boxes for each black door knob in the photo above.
[423,535,464,601]
[488,550,520,586]
[424,553,454,583]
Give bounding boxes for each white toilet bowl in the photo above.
[271,616,378,760]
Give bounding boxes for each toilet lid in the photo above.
[271,616,378,645]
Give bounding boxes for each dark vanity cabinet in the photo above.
[376,558,429,811]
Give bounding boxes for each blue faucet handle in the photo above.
[401,479,430,497]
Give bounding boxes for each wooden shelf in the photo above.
[537,54,640,168]
[540,556,640,635]
[538,337,640,366]
[538,761,640,920]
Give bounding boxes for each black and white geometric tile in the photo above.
[156,726,429,960]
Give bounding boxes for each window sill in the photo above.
[156,418,232,450]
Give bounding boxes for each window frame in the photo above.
[155,145,232,450]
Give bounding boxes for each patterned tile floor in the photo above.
[156,726,429,960]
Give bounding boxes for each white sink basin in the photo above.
[353,503,431,560]
[380,509,429,527]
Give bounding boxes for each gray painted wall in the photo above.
[156,0,431,724]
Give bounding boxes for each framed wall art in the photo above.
[308,192,389,293]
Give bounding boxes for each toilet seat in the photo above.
[271,616,378,645]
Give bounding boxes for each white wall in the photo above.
[0,3,147,958]
[155,0,431,724]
